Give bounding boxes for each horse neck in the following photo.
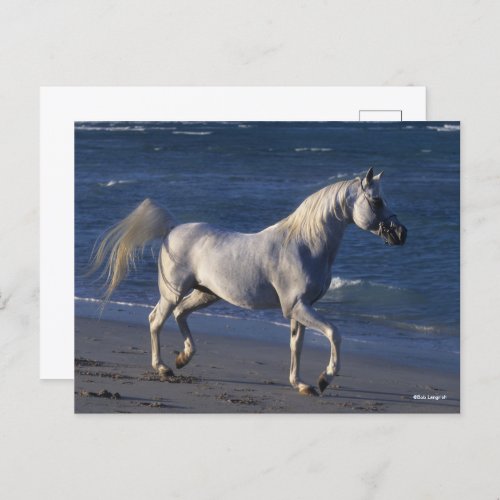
[326,180,356,231]
[299,181,356,259]
[320,206,350,262]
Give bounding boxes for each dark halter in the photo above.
[360,178,399,243]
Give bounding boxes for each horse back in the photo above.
[162,222,333,312]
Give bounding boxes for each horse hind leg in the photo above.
[173,289,220,369]
[149,296,176,375]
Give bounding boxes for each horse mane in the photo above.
[276,178,357,250]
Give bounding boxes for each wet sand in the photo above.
[75,315,459,413]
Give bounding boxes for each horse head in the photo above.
[352,167,407,246]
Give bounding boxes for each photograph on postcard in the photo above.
[74,121,459,413]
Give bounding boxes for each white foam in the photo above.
[75,124,178,132]
[294,147,332,152]
[387,319,441,334]
[426,124,460,132]
[192,310,289,329]
[75,125,146,132]
[99,180,136,188]
[75,294,452,345]
[172,131,213,136]
[75,296,153,309]
[328,276,402,291]
[329,277,362,290]
[355,312,443,335]
[75,296,290,329]
[328,173,348,180]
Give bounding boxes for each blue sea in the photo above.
[75,121,460,368]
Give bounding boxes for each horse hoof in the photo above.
[299,385,319,397]
[175,352,188,369]
[175,351,193,368]
[318,373,329,393]
[156,364,174,377]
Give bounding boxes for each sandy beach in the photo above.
[75,311,459,414]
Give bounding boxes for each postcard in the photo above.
[70,119,459,413]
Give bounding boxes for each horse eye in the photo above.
[372,198,384,209]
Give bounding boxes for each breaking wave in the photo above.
[75,296,153,309]
[294,147,333,152]
[76,124,177,132]
[98,180,137,188]
[328,276,400,291]
[76,125,146,132]
[172,131,213,136]
[426,124,460,132]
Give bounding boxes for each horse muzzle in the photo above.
[378,217,407,246]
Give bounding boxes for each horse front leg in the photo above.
[290,300,341,394]
[289,319,319,396]
[149,297,176,375]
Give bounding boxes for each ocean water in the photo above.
[75,121,460,365]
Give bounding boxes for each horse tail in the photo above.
[90,198,176,301]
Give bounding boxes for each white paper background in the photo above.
[1,1,499,498]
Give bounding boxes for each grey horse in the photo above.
[92,168,406,395]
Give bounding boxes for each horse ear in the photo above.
[374,170,384,181]
[364,167,374,185]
